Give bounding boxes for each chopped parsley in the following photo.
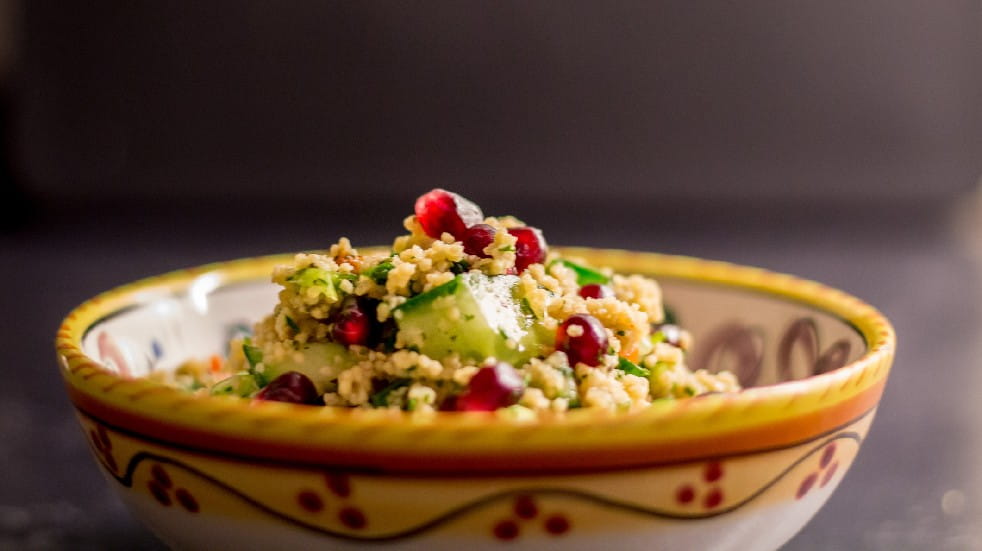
[369,378,412,407]
[548,259,610,286]
[241,339,267,386]
[285,315,300,333]
[616,357,651,377]
[662,304,678,326]
[364,259,395,284]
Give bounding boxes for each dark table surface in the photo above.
[3,197,980,550]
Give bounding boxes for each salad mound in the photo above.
[169,189,739,417]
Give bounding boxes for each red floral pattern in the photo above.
[76,411,861,544]
[676,461,726,510]
[147,463,200,513]
[797,442,840,500]
[291,472,367,531]
[491,495,571,541]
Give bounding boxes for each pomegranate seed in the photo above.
[332,297,375,346]
[414,189,484,240]
[578,283,613,299]
[256,372,320,404]
[463,224,497,257]
[556,314,608,367]
[455,362,523,411]
[507,226,547,272]
[438,395,458,411]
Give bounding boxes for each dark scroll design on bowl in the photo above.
[692,317,853,386]
[691,323,765,387]
[777,318,852,382]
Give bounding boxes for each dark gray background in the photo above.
[1,2,981,549]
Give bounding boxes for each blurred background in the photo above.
[1,1,980,549]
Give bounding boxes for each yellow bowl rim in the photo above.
[56,248,895,473]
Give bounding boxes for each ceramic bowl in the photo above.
[55,248,895,550]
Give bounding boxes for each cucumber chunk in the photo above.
[394,273,551,365]
[210,373,260,397]
[260,342,356,393]
[288,266,339,302]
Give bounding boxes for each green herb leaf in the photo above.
[549,259,610,286]
[662,304,678,326]
[364,259,395,284]
[242,340,263,369]
[450,260,471,275]
[616,357,651,377]
[285,315,300,333]
[241,340,267,386]
[369,378,412,407]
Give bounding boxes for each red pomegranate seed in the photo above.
[455,363,524,411]
[507,226,547,272]
[332,297,374,346]
[578,283,613,299]
[556,314,608,367]
[256,371,320,404]
[414,189,484,240]
[462,224,497,257]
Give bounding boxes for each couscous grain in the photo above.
[167,189,740,417]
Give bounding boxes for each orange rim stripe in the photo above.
[68,378,884,475]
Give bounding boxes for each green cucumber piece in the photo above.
[260,342,355,393]
[288,266,339,302]
[394,273,551,365]
[210,373,260,397]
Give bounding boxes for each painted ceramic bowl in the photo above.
[55,248,895,550]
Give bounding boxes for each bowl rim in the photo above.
[56,248,895,474]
